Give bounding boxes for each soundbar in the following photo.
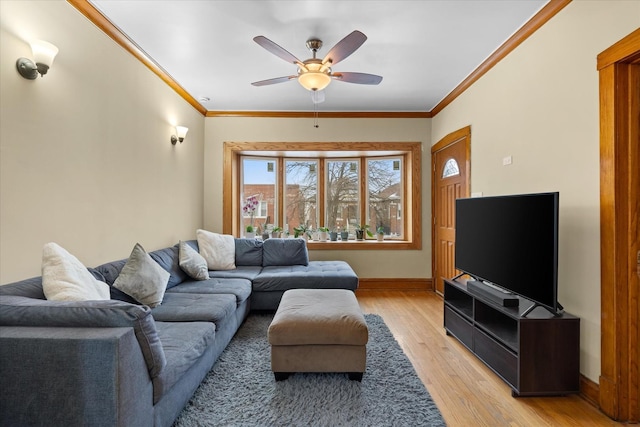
[467,280,519,307]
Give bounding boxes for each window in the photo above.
[224,142,421,250]
[285,159,318,231]
[367,158,403,238]
[326,160,359,235]
[442,158,460,178]
[241,158,276,231]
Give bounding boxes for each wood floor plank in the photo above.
[355,290,622,427]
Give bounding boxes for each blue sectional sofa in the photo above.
[0,237,358,427]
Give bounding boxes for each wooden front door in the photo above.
[432,126,470,295]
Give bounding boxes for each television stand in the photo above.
[443,277,580,396]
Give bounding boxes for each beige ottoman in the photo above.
[267,288,368,381]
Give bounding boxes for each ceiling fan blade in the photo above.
[253,36,302,65]
[332,72,383,85]
[251,76,297,86]
[322,30,367,66]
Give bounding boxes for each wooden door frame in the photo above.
[431,126,471,295]
[598,28,640,422]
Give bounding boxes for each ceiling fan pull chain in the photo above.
[313,102,319,128]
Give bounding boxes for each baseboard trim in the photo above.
[580,375,600,409]
[357,278,433,292]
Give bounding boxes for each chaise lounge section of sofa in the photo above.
[0,237,358,426]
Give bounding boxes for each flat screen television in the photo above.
[454,192,560,315]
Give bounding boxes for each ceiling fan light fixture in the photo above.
[252,31,381,92]
[298,71,331,91]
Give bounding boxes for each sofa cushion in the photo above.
[150,293,236,329]
[196,229,236,271]
[165,278,252,304]
[41,243,110,302]
[149,244,189,289]
[208,266,263,281]
[113,243,170,308]
[235,238,263,266]
[178,241,209,280]
[262,238,309,267]
[94,259,127,286]
[0,277,46,299]
[0,296,166,379]
[152,321,215,404]
[252,261,358,292]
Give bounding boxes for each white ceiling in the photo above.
[88,0,548,113]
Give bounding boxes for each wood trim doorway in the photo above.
[431,126,471,295]
[598,28,640,422]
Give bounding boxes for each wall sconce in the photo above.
[16,40,59,80]
[171,126,189,145]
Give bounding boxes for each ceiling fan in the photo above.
[251,30,383,97]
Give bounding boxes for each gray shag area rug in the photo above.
[173,314,446,426]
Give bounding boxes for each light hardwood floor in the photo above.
[355,290,622,427]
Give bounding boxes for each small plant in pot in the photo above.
[329,229,339,241]
[376,226,385,241]
[293,224,312,240]
[355,224,373,241]
[242,195,259,239]
[271,226,283,238]
[318,226,329,241]
[340,228,349,241]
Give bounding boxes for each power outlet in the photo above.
[502,155,513,166]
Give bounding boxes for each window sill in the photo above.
[305,240,420,250]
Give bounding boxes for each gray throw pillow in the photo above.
[178,240,209,280]
[113,243,170,308]
[262,238,309,266]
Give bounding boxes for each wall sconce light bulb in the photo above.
[16,40,58,80]
[171,125,189,145]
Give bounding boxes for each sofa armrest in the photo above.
[0,326,153,427]
[0,296,166,378]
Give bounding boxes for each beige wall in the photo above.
[0,1,205,284]
[431,1,640,382]
[204,117,431,279]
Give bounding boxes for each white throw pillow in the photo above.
[179,240,209,280]
[113,243,170,308]
[196,229,236,271]
[42,242,110,301]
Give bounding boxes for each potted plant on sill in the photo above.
[355,224,374,241]
[329,229,339,241]
[271,226,283,238]
[376,226,385,241]
[242,195,259,238]
[293,224,312,240]
[318,226,329,241]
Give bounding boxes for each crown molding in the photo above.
[206,111,431,118]
[67,0,207,115]
[430,0,572,116]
